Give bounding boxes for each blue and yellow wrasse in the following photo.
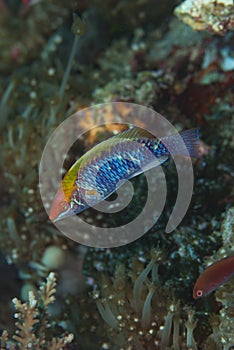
[49,127,199,222]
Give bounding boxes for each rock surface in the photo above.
[175,0,234,35]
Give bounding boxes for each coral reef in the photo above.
[202,208,234,349]
[174,0,234,35]
[92,249,199,349]
[0,0,233,349]
[0,0,74,72]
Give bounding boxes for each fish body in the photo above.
[49,127,199,222]
[193,255,234,299]
[22,0,41,5]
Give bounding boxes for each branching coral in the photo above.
[0,272,74,350]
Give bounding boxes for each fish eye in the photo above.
[196,290,203,298]
[59,201,69,212]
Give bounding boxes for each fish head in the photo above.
[193,287,204,299]
[49,186,75,222]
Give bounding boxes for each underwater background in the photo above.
[0,0,234,349]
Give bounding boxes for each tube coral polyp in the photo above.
[92,249,188,349]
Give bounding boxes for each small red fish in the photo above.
[193,256,234,299]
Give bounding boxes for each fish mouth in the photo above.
[49,207,76,223]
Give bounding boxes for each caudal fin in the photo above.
[161,129,200,158]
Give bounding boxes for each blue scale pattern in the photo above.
[95,156,140,197]
[76,138,169,199]
[137,139,168,157]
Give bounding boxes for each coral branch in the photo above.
[1,273,74,349]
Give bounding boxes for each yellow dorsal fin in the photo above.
[113,127,155,140]
[80,127,156,163]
